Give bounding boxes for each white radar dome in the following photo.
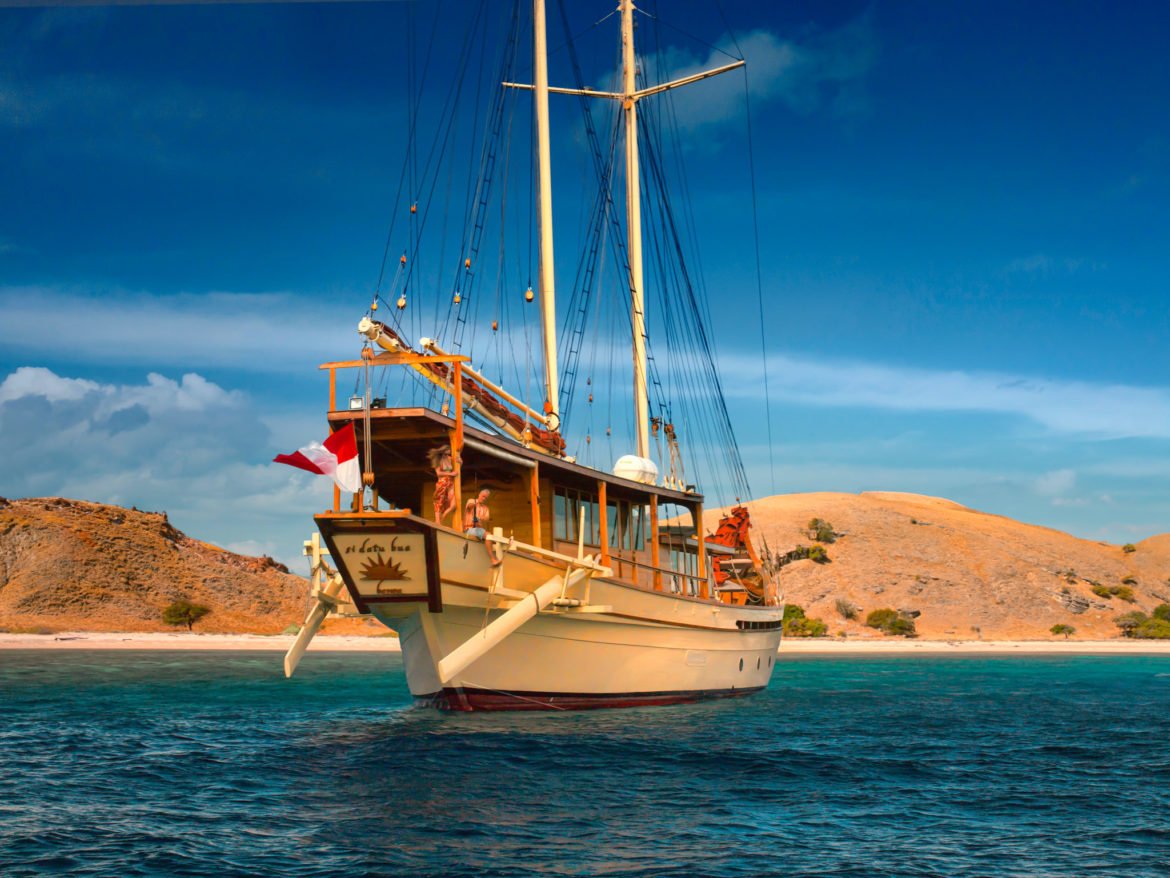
[613,455,659,486]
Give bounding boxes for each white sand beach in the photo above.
[780,638,1170,655]
[0,631,402,651]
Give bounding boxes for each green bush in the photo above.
[866,608,915,636]
[1134,618,1170,640]
[163,600,211,631]
[1115,611,1148,638]
[806,518,837,544]
[782,604,828,638]
[1091,584,1113,599]
[784,545,831,565]
[866,608,898,630]
[1121,575,1137,585]
[835,598,859,620]
[1152,604,1170,622]
[1114,586,1136,603]
[1050,623,1076,639]
[1122,543,1137,553]
[885,617,917,636]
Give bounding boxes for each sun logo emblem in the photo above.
[360,553,410,590]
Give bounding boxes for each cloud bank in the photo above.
[0,366,325,569]
[721,353,1170,440]
[0,286,358,373]
[638,16,877,134]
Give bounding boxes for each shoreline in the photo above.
[0,632,403,651]
[1,631,1168,655]
[780,638,1170,655]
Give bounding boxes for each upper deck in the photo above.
[316,341,768,604]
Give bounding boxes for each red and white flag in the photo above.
[273,423,361,493]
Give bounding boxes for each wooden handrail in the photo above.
[484,532,612,576]
[319,352,470,370]
[610,554,710,590]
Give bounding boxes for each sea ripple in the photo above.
[2,652,1170,876]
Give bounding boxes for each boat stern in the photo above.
[314,512,442,617]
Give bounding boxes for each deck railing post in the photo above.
[650,496,661,590]
[695,502,708,599]
[452,361,464,524]
[597,480,609,565]
[530,462,542,546]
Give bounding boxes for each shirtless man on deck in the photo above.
[464,488,500,566]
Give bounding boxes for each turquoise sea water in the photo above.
[2,651,1169,877]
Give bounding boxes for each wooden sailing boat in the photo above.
[285,0,784,711]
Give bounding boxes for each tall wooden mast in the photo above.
[533,0,559,423]
[620,0,650,460]
[504,2,744,461]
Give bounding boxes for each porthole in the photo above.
[768,655,773,667]
[756,657,761,670]
[739,657,743,672]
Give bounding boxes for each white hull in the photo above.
[320,514,782,711]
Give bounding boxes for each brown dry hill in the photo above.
[709,492,1170,640]
[4,493,1167,640]
[0,496,374,635]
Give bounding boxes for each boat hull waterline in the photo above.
[317,513,782,711]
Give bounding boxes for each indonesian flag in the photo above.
[273,423,361,493]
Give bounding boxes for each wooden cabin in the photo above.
[326,406,717,600]
[318,343,771,606]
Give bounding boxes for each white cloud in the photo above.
[0,286,357,372]
[1033,468,1076,496]
[0,365,330,566]
[637,17,877,135]
[720,352,1170,440]
[0,367,101,403]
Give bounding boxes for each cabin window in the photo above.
[553,487,600,546]
[606,499,647,551]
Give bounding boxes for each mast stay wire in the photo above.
[711,0,777,501]
[435,0,521,357]
[373,0,442,298]
[549,2,746,501]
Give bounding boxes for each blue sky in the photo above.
[2,0,1168,566]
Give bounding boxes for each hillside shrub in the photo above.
[1050,623,1076,639]
[782,545,831,566]
[1121,575,1137,585]
[1115,611,1147,638]
[1093,583,1138,601]
[1135,618,1170,640]
[807,545,830,564]
[866,608,915,636]
[782,604,828,638]
[806,518,837,544]
[866,608,898,630]
[1153,604,1170,622]
[1122,543,1137,554]
[886,616,917,636]
[835,598,859,620]
[163,600,211,631]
